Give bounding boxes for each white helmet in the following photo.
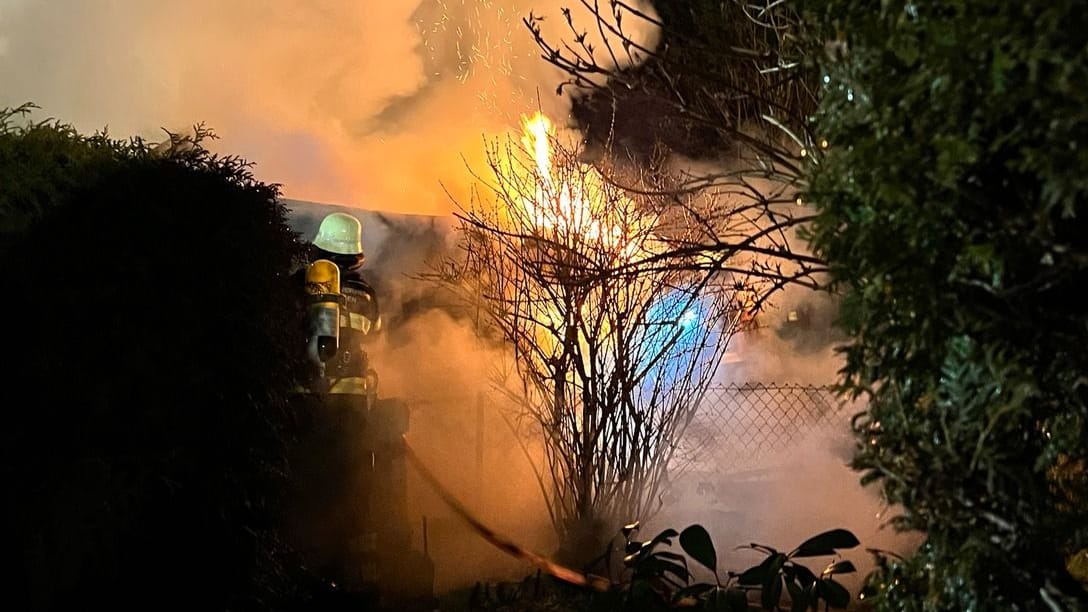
[313,212,363,255]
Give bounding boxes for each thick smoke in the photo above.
[3,0,918,594]
[291,208,559,591]
[287,206,918,594]
[0,0,656,215]
[654,425,923,596]
[374,307,559,592]
[619,156,917,589]
[718,283,846,386]
[0,0,655,586]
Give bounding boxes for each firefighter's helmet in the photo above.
[313,212,363,255]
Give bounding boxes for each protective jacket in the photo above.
[323,264,380,394]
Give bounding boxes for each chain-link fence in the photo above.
[675,383,850,478]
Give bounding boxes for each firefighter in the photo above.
[294,211,431,599]
[307,211,381,397]
[290,211,382,590]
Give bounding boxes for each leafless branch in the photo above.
[428,120,805,547]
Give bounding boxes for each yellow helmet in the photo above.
[313,212,363,255]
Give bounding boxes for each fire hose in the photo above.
[400,435,611,592]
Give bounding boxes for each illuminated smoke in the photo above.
[0,0,657,215]
[3,0,918,592]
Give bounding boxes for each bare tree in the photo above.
[433,115,766,563]
[525,0,827,302]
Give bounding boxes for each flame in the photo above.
[496,113,745,433]
[514,111,643,259]
[522,111,553,179]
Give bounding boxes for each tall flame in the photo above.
[496,112,734,434]
[515,111,644,260]
[523,112,553,180]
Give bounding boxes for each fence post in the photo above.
[476,391,485,507]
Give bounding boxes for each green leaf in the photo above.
[655,550,692,579]
[680,524,718,573]
[626,530,679,566]
[822,560,857,576]
[786,578,808,612]
[859,583,879,601]
[790,529,860,557]
[791,562,818,587]
[738,553,785,585]
[637,556,690,583]
[648,528,680,549]
[741,543,778,556]
[819,578,851,609]
[761,575,784,610]
[648,548,691,579]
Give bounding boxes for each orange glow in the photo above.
[514,111,643,260]
[508,112,755,338]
